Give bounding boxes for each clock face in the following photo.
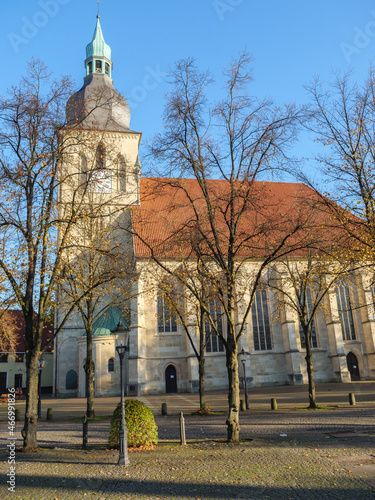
[90,169,112,193]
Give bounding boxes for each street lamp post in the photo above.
[38,356,45,419]
[114,320,130,467]
[239,348,250,410]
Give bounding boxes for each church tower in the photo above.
[65,14,141,204]
[55,15,141,398]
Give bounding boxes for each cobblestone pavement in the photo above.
[1,404,375,499]
[2,381,375,421]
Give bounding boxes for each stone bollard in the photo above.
[240,399,246,411]
[46,408,53,421]
[271,398,278,410]
[179,411,186,445]
[15,409,21,421]
[161,402,167,415]
[82,415,88,449]
[349,393,356,406]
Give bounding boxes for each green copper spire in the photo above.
[86,16,111,60]
[84,16,113,78]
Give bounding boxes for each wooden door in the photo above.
[165,365,177,393]
[346,352,360,381]
[0,372,7,393]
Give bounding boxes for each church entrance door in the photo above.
[165,365,177,393]
[346,352,360,381]
[0,372,6,393]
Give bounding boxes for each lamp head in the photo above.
[116,343,127,356]
[113,320,130,352]
[239,348,247,364]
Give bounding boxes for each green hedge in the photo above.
[108,399,158,448]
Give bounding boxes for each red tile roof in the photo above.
[133,178,338,258]
[0,310,54,353]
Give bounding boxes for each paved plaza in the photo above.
[1,383,375,499]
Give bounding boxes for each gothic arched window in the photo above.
[108,358,114,373]
[204,296,224,353]
[252,288,272,351]
[157,282,178,333]
[96,143,106,169]
[118,156,126,191]
[80,154,88,187]
[299,287,318,348]
[336,280,356,340]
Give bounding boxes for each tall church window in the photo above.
[134,156,141,202]
[96,143,106,169]
[370,282,375,318]
[157,283,178,333]
[90,143,111,192]
[252,288,272,351]
[299,287,318,348]
[80,154,88,187]
[205,296,224,353]
[336,280,356,340]
[88,61,93,74]
[118,156,126,191]
[108,358,114,373]
[105,63,110,75]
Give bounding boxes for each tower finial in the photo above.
[97,1,100,18]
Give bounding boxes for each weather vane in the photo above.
[97,1,100,18]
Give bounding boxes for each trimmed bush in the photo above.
[108,399,158,449]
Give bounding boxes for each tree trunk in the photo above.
[225,342,240,442]
[198,317,206,411]
[304,327,316,409]
[21,353,39,451]
[198,355,206,411]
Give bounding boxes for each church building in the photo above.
[54,17,375,398]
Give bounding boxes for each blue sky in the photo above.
[2,0,375,174]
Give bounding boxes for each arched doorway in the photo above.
[346,352,360,381]
[66,370,78,390]
[165,365,177,393]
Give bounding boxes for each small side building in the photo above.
[0,310,54,395]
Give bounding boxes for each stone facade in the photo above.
[55,259,375,397]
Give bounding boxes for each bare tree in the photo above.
[305,67,375,260]
[269,252,347,409]
[132,54,308,441]
[0,60,119,451]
